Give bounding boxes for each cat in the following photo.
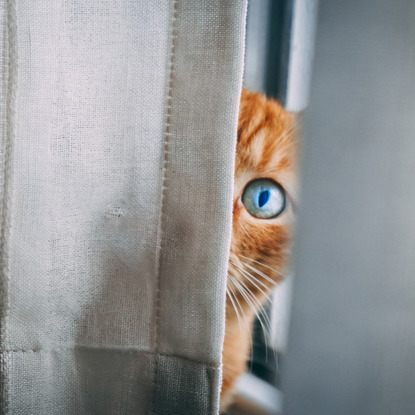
[221,88,299,410]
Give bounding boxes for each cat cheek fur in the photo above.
[220,89,298,408]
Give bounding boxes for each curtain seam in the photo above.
[0,0,17,414]
[151,0,178,414]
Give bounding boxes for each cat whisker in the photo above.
[230,275,272,352]
[285,123,300,139]
[228,276,252,327]
[239,255,284,280]
[276,121,301,154]
[227,277,244,320]
[237,262,283,364]
[276,120,300,146]
[278,140,299,156]
[228,275,255,363]
[238,271,275,316]
[228,278,256,368]
[229,259,274,347]
[232,275,276,363]
[242,263,280,288]
[232,261,275,294]
[226,282,244,335]
[228,275,251,331]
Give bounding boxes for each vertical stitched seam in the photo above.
[0,0,16,413]
[151,1,178,414]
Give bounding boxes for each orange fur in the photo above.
[221,89,299,407]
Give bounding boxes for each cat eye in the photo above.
[242,178,286,219]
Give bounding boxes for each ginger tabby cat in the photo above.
[221,89,298,410]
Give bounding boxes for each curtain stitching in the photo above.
[151,1,178,414]
[0,0,17,414]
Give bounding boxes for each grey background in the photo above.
[282,1,415,414]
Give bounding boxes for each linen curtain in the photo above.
[0,1,247,413]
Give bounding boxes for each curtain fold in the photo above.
[0,1,247,413]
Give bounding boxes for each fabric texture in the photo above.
[0,1,247,413]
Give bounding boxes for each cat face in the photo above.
[229,89,298,299]
[221,89,298,405]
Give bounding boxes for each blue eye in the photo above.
[242,178,286,219]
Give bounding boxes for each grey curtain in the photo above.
[0,1,247,413]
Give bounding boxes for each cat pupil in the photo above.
[258,190,270,208]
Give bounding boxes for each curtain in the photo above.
[0,1,247,413]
